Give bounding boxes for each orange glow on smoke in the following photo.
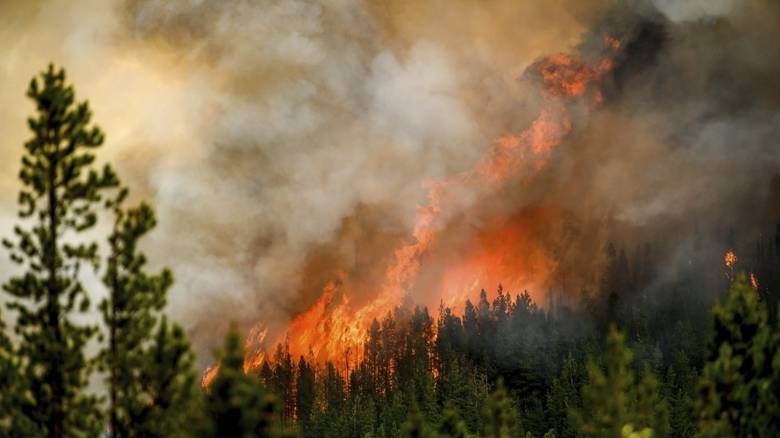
[200,36,624,383]
[422,211,556,314]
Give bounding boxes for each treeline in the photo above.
[254,273,780,437]
[1,66,780,437]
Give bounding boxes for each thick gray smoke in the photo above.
[1,0,778,364]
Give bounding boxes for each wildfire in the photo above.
[424,210,556,314]
[204,35,624,383]
[201,364,220,388]
[724,250,737,269]
[723,249,738,282]
[750,272,759,289]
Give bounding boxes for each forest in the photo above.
[0,64,778,438]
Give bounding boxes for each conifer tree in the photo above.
[2,64,117,437]
[437,402,470,438]
[135,318,201,437]
[547,354,583,437]
[205,322,279,437]
[401,403,436,438]
[696,275,780,436]
[482,379,522,438]
[99,188,198,437]
[569,325,667,437]
[295,356,316,427]
[99,189,166,435]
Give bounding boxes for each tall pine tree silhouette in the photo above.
[2,65,118,436]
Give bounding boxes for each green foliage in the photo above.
[205,323,281,437]
[663,351,697,438]
[99,187,197,437]
[2,64,118,437]
[0,314,38,436]
[296,356,316,427]
[482,380,522,438]
[546,354,583,437]
[401,403,436,438]
[133,318,201,437]
[696,274,780,436]
[437,403,470,438]
[569,325,668,438]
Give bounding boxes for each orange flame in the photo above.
[724,249,737,281]
[724,250,737,269]
[750,272,759,289]
[217,36,623,379]
[201,364,220,388]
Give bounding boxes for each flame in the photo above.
[202,36,623,380]
[750,272,759,289]
[724,249,737,281]
[423,210,556,313]
[604,34,621,51]
[724,250,737,269]
[536,53,614,98]
[201,364,220,388]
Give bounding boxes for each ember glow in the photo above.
[750,272,759,290]
[236,38,622,375]
[724,250,737,269]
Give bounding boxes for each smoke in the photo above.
[1,0,778,364]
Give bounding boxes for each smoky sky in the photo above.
[1,0,779,364]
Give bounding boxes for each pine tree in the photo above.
[99,187,194,437]
[546,354,583,437]
[401,403,436,438]
[696,275,780,436]
[205,322,279,437]
[134,318,201,437]
[2,64,118,436]
[482,379,522,438]
[271,343,295,422]
[437,402,470,438]
[296,356,316,427]
[664,351,697,437]
[569,325,667,437]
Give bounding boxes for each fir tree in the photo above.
[696,274,780,436]
[205,323,279,437]
[482,379,522,438]
[546,354,583,437]
[296,356,316,427]
[99,188,191,437]
[569,325,667,437]
[437,402,470,438]
[2,64,117,437]
[134,318,201,437]
[401,403,436,438]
